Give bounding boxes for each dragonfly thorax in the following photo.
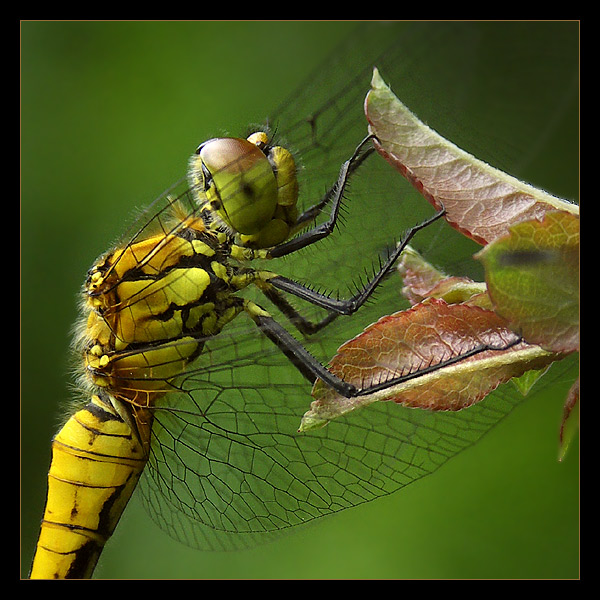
[78,226,249,408]
[74,131,302,411]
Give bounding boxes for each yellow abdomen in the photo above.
[30,395,151,579]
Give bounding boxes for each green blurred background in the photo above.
[21,21,579,579]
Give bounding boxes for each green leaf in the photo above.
[476,211,579,353]
[510,365,552,396]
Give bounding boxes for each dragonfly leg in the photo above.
[250,310,355,395]
[267,135,376,259]
[249,306,522,399]
[267,207,446,314]
[258,283,339,336]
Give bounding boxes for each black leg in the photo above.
[267,135,376,259]
[252,313,355,395]
[252,312,522,399]
[259,283,340,336]
[268,207,446,314]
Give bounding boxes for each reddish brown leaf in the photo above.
[365,69,578,245]
[559,377,580,462]
[302,299,562,430]
[397,245,489,307]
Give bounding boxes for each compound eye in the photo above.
[197,138,278,235]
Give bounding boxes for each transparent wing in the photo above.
[141,325,577,550]
[128,22,578,550]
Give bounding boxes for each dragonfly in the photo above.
[23,21,579,579]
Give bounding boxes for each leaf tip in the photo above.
[371,66,385,89]
[298,412,328,433]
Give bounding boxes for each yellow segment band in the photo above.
[30,397,150,579]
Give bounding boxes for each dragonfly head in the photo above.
[189,133,299,248]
